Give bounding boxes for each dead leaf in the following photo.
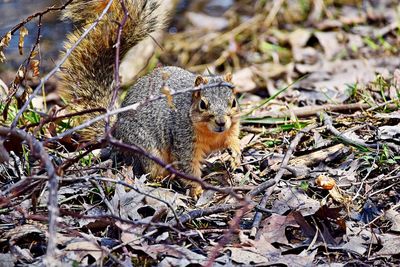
[256,62,292,80]
[30,60,40,77]
[347,33,364,51]
[18,27,28,55]
[0,253,15,267]
[297,56,400,103]
[231,67,257,93]
[111,180,187,221]
[339,6,366,25]
[272,187,321,216]
[155,231,169,243]
[257,214,298,245]
[384,208,400,232]
[195,189,216,207]
[116,219,153,247]
[227,247,269,265]
[376,234,400,256]
[239,133,257,148]
[288,28,312,48]
[328,186,352,207]
[161,86,176,110]
[314,32,343,60]
[378,124,400,140]
[315,175,336,190]
[111,183,146,221]
[342,221,373,255]
[266,249,317,267]
[0,31,11,47]
[186,12,229,31]
[0,31,11,61]
[131,244,208,265]
[64,240,103,264]
[9,246,33,263]
[251,234,280,255]
[292,47,320,64]
[6,225,45,245]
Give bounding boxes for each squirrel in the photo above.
[59,0,241,197]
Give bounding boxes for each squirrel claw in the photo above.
[227,148,241,171]
[189,184,203,200]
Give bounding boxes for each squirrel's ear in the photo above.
[192,90,201,100]
[223,72,232,83]
[194,75,208,87]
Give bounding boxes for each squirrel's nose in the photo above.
[215,118,226,127]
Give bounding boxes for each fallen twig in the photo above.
[170,200,272,228]
[247,102,399,119]
[320,112,379,149]
[175,203,244,226]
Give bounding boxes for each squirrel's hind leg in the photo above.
[171,146,204,199]
[140,147,203,199]
[110,149,146,177]
[141,148,173,180]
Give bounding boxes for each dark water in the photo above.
[0,0,70,71]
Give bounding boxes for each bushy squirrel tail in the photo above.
[59,0,165,140]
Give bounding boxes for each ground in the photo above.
[1,0,400,266]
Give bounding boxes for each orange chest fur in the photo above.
[193,122,238,160]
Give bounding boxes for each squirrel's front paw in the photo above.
[189,183,203,200]
[227,148,241,171]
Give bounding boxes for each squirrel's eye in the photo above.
[199,99,207,110]
[231,98,237,108]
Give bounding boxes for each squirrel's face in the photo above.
[190,75,240,134]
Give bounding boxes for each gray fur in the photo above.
[113,66,234,176]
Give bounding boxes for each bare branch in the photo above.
[105,0,129,136]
